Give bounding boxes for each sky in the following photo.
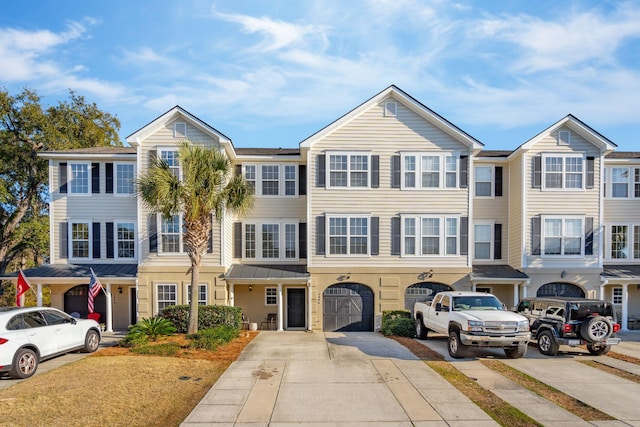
[1,0,639,152]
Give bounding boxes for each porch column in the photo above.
[522,280,529,298]
[513,283,519,309]
[622,284,629,331]
[36,283,43,307]
[277,283,283,331]
[599,279,607,300]
[307,280,312,331]
[105,283,113,333]
[229,283,235,307]
[471,283,476,292]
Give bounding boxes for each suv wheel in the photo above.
[415,319,428,340]
[9,348,38,379]
[537,330,559,356]
[504,342,528,359]
[580,316,612,342]
[448,330,468,358]
[586,343,611,356]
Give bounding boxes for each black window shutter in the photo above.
[316,154,326,187]
[233,222,242,258]
[106,222,114,258]
[391,216,401,255]
[585,217,594,255]
[299,222,307,258]
[105,163,114,194]
[459,156,468,189]
[391,155,401,188]
[532,216,541,255]
[460,216,468,255]
[533,156,542,188]
[235,164,242,177]
[299,165,307,195]
[371,155,379,188]
[370,217,379,255]
[92,222,101,258]
[60,222,68,258]
[494,223,502,259]
[207,215,213,254]
[59,162,68,193]
[149,214,157,253]
[316,216,325,255]
[92,163,100,194]
[586,157,595,189]
[495,166,503,197]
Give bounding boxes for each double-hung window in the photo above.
[327,215,369,255]
[69,163,90,194]
[156,284,177,312]
[606,224,640,260]
[401,153,457,189]
[475,166,493,197]
[159,148,180,178]
[606,167,640,198]
[160,215,181,253]
[244,221,298,260]
[116,222,135,258]
[327,153,369,188]
[70,222,90,258]
[474,223,493,260]
[115,163,134,195]
[542,216,583,256]
[265,287,277,305]
[401,215,458,256]
[187,284,207,305]
[242,164,297,196]
[542,154,583,190]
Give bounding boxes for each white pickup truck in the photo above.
[414,291,530,358]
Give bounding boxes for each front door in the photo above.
[287,288,306,328]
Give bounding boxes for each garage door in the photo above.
[405,282,453,312]
[323,283,374,331]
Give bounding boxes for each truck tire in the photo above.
[415,319,428,340]
[537,330,559,356]
[448,330,468,358]
[504,342,528,359]
[580,316,612,342]
[586,343,611,356]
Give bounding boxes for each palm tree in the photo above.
[137,141,253,334]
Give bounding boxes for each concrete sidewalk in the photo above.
[181,331,499,426]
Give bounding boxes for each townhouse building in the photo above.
[9,85,639,332]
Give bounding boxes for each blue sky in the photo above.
[1,0,639,151]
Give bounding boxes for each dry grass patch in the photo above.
[0,331,257,427]
[481,359,615,421]
[607,351,640,365]
[579,360,640,384]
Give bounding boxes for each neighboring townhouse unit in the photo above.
[5,85,639,332]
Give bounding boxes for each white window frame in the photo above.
[606,167,640,199]
[156,283,177,313]
[265,287,277,305]
[400,152,458,190]
[541,153,584,190]
[473,221,494,261]
[242,163,298,197]
[612,286,623,305]
[159,214,183,254]
[400,214,460,257]
[326,152,371,189]
[243,220,298,261]
[326,214,370,257]
[69,221,91,260]
[158,147,180,179]
[68,162,91,195]
[187,283,208,305]
[557,130,571,146]
[474,165,494,198]
[605,223,640,261]
[384,101,397,117]
[115,221,136,259]
[174,122,187,138]
[115,162,135,195]
[541,216,584,257]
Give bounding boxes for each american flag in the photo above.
[88,268,103,314]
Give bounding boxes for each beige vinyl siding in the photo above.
[473,161,509,263]
[603,160,640,222]
[524,128,602,268]
[507,154,524,267]
[309,96,470,269]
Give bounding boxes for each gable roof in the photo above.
[299,85,484,152]
[125,106,234,153]
[514,114,617,155]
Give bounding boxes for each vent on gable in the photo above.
[174,122,187,138]
[558,130,570,146]
[384,101,397,117]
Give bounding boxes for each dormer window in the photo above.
[174,122,187,138]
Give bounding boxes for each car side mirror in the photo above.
[435,303,443,312]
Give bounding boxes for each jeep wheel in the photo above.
[586,343,611,356]
[415,319,428,340]
[580,316,612,342]
[504,342,528,359]
[537,330,559,356]
[448,331,468,358]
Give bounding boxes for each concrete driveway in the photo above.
[182,331,499,426]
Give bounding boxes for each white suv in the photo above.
[0,307,101,379]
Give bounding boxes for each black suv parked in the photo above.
[515,297,621,356]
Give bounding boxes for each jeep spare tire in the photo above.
[580,316,612,342]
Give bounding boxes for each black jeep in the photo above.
[515,297,621,356]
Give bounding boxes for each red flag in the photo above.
[16,270,31,307]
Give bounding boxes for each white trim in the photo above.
[325,214,372,257]
[473,221,495,261]
[242,163,298,197]
[325,151,372,189]
[604,223,640,261]
[242,219,300,261]
[541,152,585,191]
[474,165,494,198]
[186,283,208,305]
[400,214,461,257]
[557,130,571,146]
[400,152,459,190]
[265,286,277,306]
[114,162,135,196]
[384,101,397,117]
[114,221,136,260]
[158,214,183,254]
[541,215,585,258]
[68,161,92,195]
[174,122,187,138]
[68,220,92,260]
[155,283,177,314]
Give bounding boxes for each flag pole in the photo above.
[90,268,107,295]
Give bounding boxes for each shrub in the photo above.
[161,305,242,333]
[131,342,181,356]
[123,316,177,345]
[381,310,415,337]
[188,325,240,350]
